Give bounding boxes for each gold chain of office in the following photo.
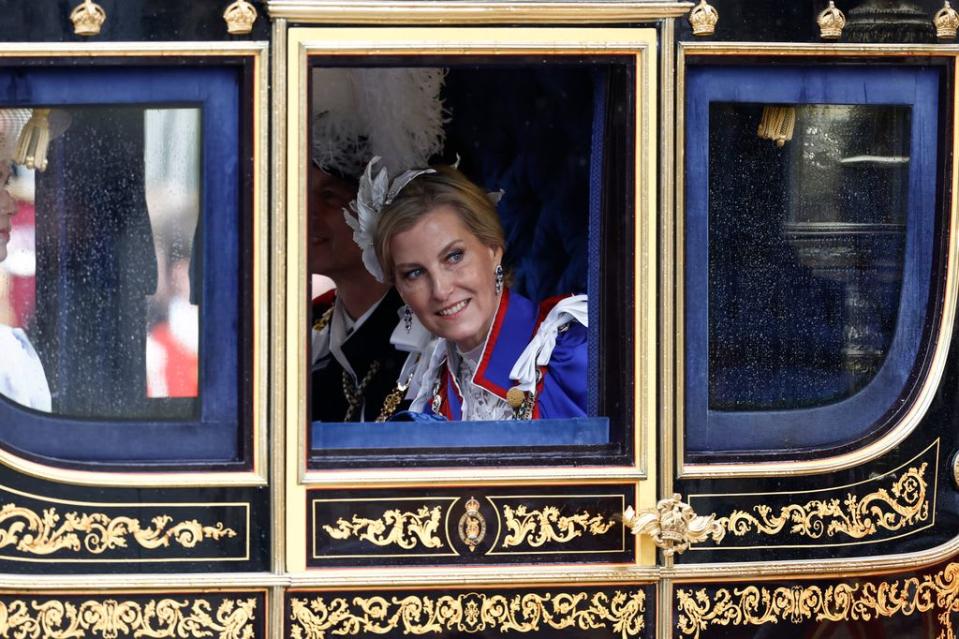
[316,307,404,423]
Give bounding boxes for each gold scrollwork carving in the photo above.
[290,591,645,639]
[624,494,724,556]
[716,462,929,541]
[0,504,237,555]
[322,506,444,550]
[0,597,256,639]
[676,561,959,639]
[501,505,617,548]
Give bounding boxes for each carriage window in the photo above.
[709,103,909,412]
[684,64,941,460]
[306,58,636,467]
[1,107,201,419]
[0,63,251,466]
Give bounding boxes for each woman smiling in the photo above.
[373,164,588,421]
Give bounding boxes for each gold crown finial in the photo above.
[935,1,959,39]
[464,497,480,514]
[688,0,719,37]
[70,0,106,37]
[223,0,258,35]
[818,1,846,40]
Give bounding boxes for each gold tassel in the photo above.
[14,109,52,172]
[757,106,796,148]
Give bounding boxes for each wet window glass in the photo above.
[684,65,941,459]
[0,63,247,466]
[708,103,909,412]
[0,107,200,419]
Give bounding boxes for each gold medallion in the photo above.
[457,496,486,551]
[506,386,526,409]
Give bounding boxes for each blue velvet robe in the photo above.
[424,289,587,420]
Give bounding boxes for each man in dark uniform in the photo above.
[308,161,412,423]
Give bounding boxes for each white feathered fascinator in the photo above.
[345,156,435,283]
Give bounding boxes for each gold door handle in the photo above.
[623,493,725,556]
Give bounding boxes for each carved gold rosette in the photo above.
[501,505,616,548]
[322,506,444,550]
[289,591,645,639]
[716,462,929,541]
[0,504,236,555]
[676,562,959,639]
[0,596,256,639]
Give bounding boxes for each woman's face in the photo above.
[390,204,503,353]
[0,163,16,263]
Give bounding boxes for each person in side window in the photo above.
[308,162,412,422]
[368,161,588,421]
[309,67,444,422]
[0,157,51,412]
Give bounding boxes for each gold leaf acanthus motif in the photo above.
[0,504,237,555]
[0,597,256,639]
[501,505,617,548]
[716,462,929,541]
[676,561,959,639]
[321,506,444,549]
[289,591,645,639]
[624,495,724,556]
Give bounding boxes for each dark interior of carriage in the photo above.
[307,57,637,467]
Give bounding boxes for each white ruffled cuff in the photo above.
[508,294,588,392]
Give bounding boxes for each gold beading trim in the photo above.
[676,562,959,639]
[271,18,290,577]
[322,506,443,550]
[0,505,236,556]
[717,462,928,542]
[0,597,257,639]
[289,591,645,639]
[501,505,616,548]
[268,0,692,23]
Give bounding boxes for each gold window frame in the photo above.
[672,43,959,480]
[0,42,270,489]
[281,26,659,570]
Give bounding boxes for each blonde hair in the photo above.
[375,165,505,282]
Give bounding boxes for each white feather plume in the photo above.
[311,67,446,179]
